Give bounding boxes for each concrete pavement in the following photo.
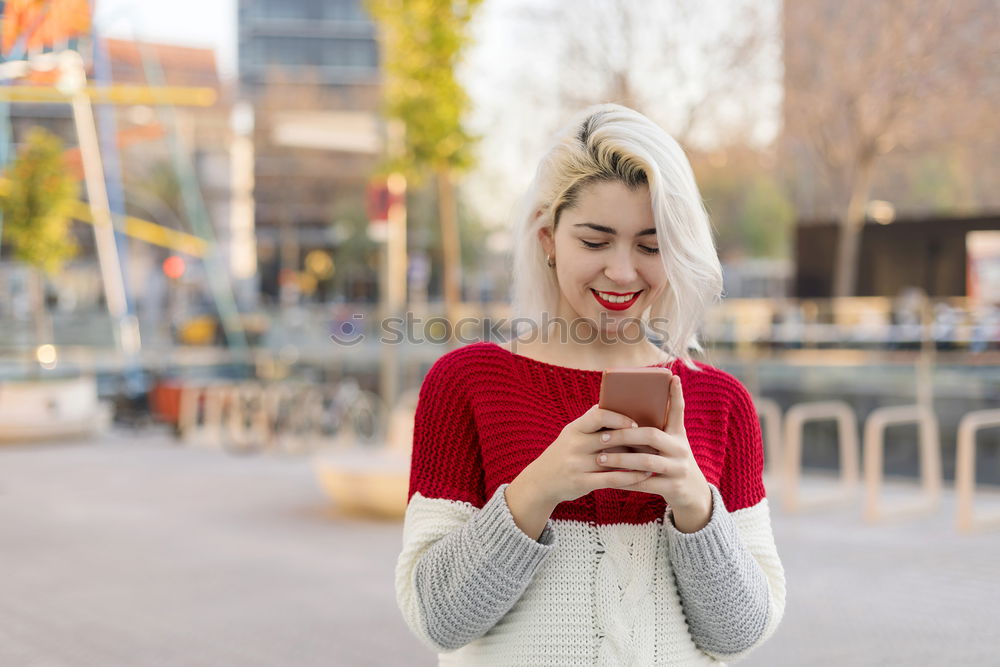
[1,429,998,666]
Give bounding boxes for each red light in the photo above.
[163,256,185,279]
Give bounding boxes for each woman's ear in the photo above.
[537,223,555,256]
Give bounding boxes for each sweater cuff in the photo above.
[470,483,557,578]
[664,484,741,568]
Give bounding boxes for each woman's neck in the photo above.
[505,327,671,371]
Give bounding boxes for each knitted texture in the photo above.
[396,342,785,666]
[407,342,766,519]
[410,484,556,651]
[664,485,770,656]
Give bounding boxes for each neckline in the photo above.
[485,341,675,375]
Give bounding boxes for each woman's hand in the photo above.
[515,404,658,510]
[594,374,713,532]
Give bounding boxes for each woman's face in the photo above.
[539,179,667,335]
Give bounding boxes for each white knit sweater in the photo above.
[396,484,785,666]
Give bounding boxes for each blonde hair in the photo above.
[510,104,723,368]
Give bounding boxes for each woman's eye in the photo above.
[640,245,660,255]
[581,240,606,249]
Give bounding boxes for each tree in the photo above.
[0,126,79,348]
[366,0,484,324]
[329,193,380,301]
[782,0,1000,297]
[545,0,778,148]
[693,147,794,260]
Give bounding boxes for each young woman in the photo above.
[395,104,785,666]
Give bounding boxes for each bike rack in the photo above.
[178,381,228,448]
[224,383,268,454]
[260,383,307,454]
[782,401,859,513]
[956,409,1000,533]
[178,379,389,459]
[313,384,358,449]
[862,404,941,522]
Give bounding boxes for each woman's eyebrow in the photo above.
[573,222,657,237]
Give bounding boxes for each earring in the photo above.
[546,254,556,268]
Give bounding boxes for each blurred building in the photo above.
[99,39,258,322]
[237,0,382,304]
[0,35,255,343]
[795,214,1000,302]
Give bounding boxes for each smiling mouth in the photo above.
[590,289,642,310]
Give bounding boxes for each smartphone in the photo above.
[598,367,673,431]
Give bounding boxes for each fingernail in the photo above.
[631,422,638,429]
[599,454,607,463]
[601,432,610,442]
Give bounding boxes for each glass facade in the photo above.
[238,0,379,88]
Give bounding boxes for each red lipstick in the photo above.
[591,289,642,311]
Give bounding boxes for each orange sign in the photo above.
[2,0,92,57]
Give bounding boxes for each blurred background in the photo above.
[0,0,998,665]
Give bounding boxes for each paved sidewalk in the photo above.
[1,430,998,666]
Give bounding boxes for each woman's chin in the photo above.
[591,308,643,327]
[588,316,646,339]
[563,305,645,338]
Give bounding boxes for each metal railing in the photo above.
[862,405,942,522]
[760,396,999,533]
[956,409,1000,533]
[780,401,860,513]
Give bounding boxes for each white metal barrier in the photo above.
[782,401,860,513]
[956,409,1000,533]
[177,382,201,442]
[862,404,941,522]
[178,381,231,448]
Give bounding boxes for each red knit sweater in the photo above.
[408,341,766,526]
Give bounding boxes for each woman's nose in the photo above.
[604,250,639,285]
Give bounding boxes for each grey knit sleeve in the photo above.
[412,483,557,651]
[664,483,770,656]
